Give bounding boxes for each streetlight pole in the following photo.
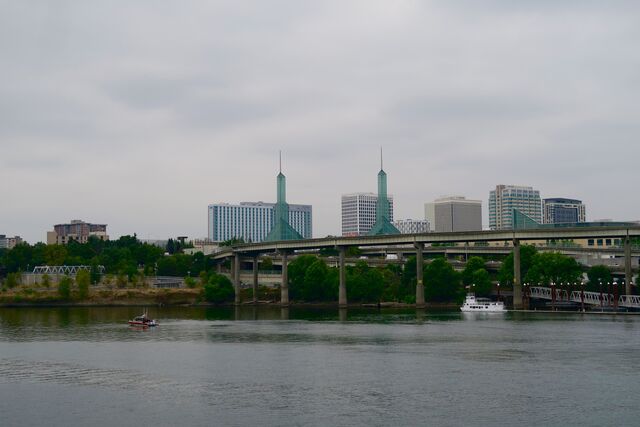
[599,279,603,310]
[580,281,585,312]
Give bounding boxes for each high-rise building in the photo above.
[341,193,394,236]
[393,219,430,234]
[489,185,542,230]
[543,198,586,224]
[208,202,312,243]
[47,220,108,245]
[424,196,482,232]
[0,235,23,249]
[209,154,312,243]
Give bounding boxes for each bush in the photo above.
[203,274,234,303]
[5,272,21,289]
[76,270,90,299]
[58,276,72,300]
[185,276,197,289]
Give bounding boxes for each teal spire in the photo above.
[368,149,400,236]
[264,152,303,242]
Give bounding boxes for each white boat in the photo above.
[460,293,505,312]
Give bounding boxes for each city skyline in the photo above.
[2,2,639,242]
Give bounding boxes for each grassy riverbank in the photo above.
[0,288,203,306]
[0,287,458,309]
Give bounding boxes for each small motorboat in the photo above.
[128,312,157,327]
[460,293,505,312]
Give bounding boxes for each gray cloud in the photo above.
[1,1,639,242]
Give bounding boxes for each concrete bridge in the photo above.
[211,226,640,309]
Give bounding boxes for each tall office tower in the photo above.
[47,220,108,245]
[208,202,312,243]
[424,196,482,232]
[543,198,586,224]
[341,193,394,237]
[393,219,430,234]
[489,185,542,230]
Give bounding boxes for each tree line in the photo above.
[1,237,624,303]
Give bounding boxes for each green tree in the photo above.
[302,258,337,301]
[470,269,492,297]
[462,256,487,286]
[497,245,538,286]
[586,265,612,291]
[5,272,21,289]
[346,247,362,257]
[424,258,462,302]
[76,270,90,299]
[219,237,245,247]
[184,276,197,289]
[288,255,318,300]
[203,273,234,303]
[166,238,176,254]
[58,276,72,300]
[523,252,582,285]
[347,261,385,303]
[44,245,68,266]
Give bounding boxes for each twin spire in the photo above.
[266,148,399,241]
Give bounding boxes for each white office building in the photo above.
[342,193,394,236]
[207,202,312,243]
[489,185,542,230]
[424,196,482,232]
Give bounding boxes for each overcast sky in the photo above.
[2,1,640,243]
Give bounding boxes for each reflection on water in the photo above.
[1,306,639,427]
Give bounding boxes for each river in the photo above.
[0,306,639,426]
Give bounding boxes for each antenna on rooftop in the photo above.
[279,150,282,173]
[380,146,383,170]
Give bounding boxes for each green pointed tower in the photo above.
[264,152,304,242]
[368,149,400,236]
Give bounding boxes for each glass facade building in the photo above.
[543,198,586,224]
[207,202,312,243]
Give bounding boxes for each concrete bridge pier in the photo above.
[280,251,289,306]
[415,243,425,308]
[513,239,522,309]
[625,237,632,295]
[252,256,259,304]
[234,253,241,305]
[339,246,347,308]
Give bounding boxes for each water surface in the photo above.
[1,307,638,426]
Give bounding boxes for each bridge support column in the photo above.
[625,237,632,295]
[339,247,347,308]
[252,256,259,304]
[415,243,425,308]
[234,253,241,305]
[513,239,522,309]
[280,251,289,307]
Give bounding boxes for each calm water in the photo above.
[1,306,639,426]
